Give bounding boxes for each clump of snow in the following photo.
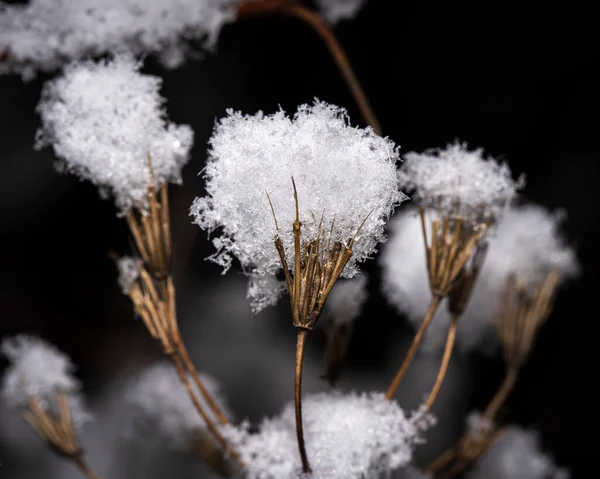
[323,275,369,324]
[398,142,523,224]
[191,100,406,285]
[246,272,288,315]
[465,411,494,441]
[117,256,142,294]
[35,55,193,212]
[466,428,570,479]
[316,0,368,24]
[1,335,90,427]
[223,391,430,479]
[0,0,238,80]
[124,362,230,449]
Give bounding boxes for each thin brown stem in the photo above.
[284,5,381,134]
[423,445,457,474]
[295,328,311,473]
[385,295,442,400]
[170,355,244,469]
[483,367,519,421]
[178,343,230,425]
[72,452,101,479]
[422,313,459,412]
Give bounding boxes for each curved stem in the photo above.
[295,328,311,473]
[385,295,442,400]
[284,5,381,134]
[178,343,230,425]
[170,355,244,469]
[423,445,457,474]
[72,452,100,479]
[422,313,459,413]
[483,366,519,421]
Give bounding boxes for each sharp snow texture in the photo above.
[380,204,579,354]
[316,0,368,24]
[466,427,570,479]
[35,55,194,213]
[191,100,406,283]
[117,256,142,294]
[0,0,238,79]
[323,274,369,324]
[246,272,288,315]
[223,391,431,479]
[124,362,230,449]
[1,335,90,426]
[398,142,523,224]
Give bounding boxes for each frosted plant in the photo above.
[116,256,142,295]
[35,54,193,213]
[246,271,288,315]
[321,275,369,384]
[1,335,98,477]
[223,391,429,479]
[466,428,570,479]
[191,100,404,280]
[0,0,238,80]
[191,99,404,471]
[125,363,230,449]
[316,0,368,24]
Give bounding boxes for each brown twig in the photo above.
[295,328,311,473]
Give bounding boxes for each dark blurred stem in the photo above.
[483,366,519,421]
[72,452,100,479]
[385,295,442,400]
[422,313,459,412]
[284,5,381,134]
[295,328,312,473]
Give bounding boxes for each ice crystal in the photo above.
[35,55,193,212]
[117,256,142,294]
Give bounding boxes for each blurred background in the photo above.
[0,0,598,477]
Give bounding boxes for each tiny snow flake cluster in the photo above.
[223,391,428,479]
[117,256,142,294]
[398,142,523,224]
[1,335,89,426]
[323,275,368,324]
[0,0,238,79]
[124,363,229,448]
[35,55,193,212]
[466,428,570,479]
[246,272,288,315]
[465,411,494,441]
[191,100,406,282]
[316,0,368,24]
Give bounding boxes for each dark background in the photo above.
[1,1,598,477]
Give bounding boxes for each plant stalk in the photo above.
[72,452,100,479]
[483,366,519,421]
[295,328,311,473]
[385,295,442,400]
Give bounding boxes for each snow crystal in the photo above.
[246,272,288,315]
[124,362,230,449]
[398,142,523,224]
[316,0,368,24]
[191,100,406,280]
[117,256,142,294]
[1,335,90,426]
[35,55,194,212]
[223,391,429,479]
[0,0,238,79]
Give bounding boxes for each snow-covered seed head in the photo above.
[35,54,193,212]
[316,0,368,24]
[116,256,143,294]
[125,363,230,448]
[223,391,429,479]
[466,428,570,479]
[399,142,523,226]
[1,335,89,427]
[0,0,238,80]
[191,100,405,282]
[323,275,369,325]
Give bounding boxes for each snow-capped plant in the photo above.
[466,428,570,479]
[1,335,89,425]
[0,0,238,80]
[116,256,143,295]
[398,142,523,225]
[125,363,230,448]
[34,54,193,212]
[316,0,368,24]
[191,100,405,281]
[223,391,429,479]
